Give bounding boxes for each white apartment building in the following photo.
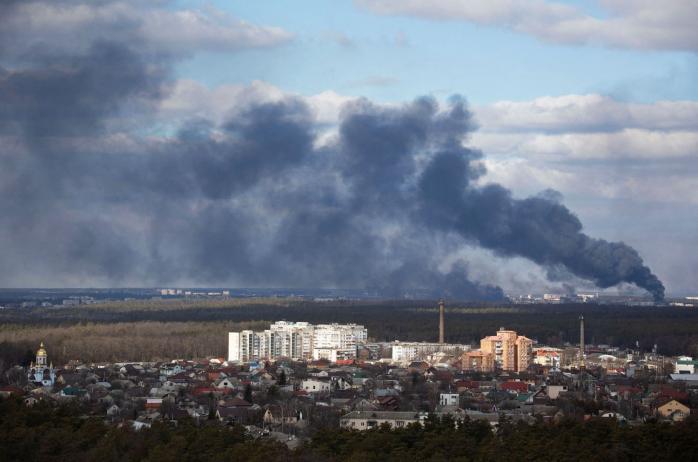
[391,341,471,363]
[228,321,367,362]
[676,356,698,374]
[268,321,314,360]
[311,323,367,361]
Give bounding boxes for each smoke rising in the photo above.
[0,1,665,300]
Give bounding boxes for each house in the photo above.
[340,411,427,430]
[375,396,400,410]
[221,397,252,408]
[340,409,516,431]
[0,386,25,398]
[263,406,303,427]
[350,398,378,411]
[145,398,162,411]
[439,393,459,407]
[301,379,331,394]
[675,357,698,374]
[106,404,121,418]
[60,386,87,398]
[216,406,256,425]
[215,378,237,391]
[500,381,529,394]
[656,399,690,421]
[546,385,568,400]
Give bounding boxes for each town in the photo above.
[3,301,696,450]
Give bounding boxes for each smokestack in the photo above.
[439,299,445,344]
[579,315,585,368]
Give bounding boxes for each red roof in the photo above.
[192,386,216,396]
[0,386,24,396]
[657,386,689,401]
[616,385,642,395]
[455,380,480,390]
[501,381,528,393]
[223,397,252,407]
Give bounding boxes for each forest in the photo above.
[2,299,698,367]
[1,396,697,462]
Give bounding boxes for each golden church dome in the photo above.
[36,342,47,357]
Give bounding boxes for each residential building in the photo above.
[301,379,331,394]
[228,322,367,362]
[461,350,495,372]
[340,410,532,430]
[391,341,470,363]
[675,356,698,374]
[340,411,430,430]
[534,348,563,368]
[439,393,459,406]
[479,328,533,372]
[656,399,690,421]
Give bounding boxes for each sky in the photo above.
[0,0,696,297]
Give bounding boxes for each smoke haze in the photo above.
[0,1,665,300]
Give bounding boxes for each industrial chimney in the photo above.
[579,315,585,368]
[439,299,445,344]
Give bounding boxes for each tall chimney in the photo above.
[579,315,585,368]
[439,299,445,344]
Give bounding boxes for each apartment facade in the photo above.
[478,328,533,372]
[228,321,367,362]
[391,341,470,363]
[461,350,495,372]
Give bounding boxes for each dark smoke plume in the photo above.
[0,0,665,300]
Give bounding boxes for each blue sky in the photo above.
[175,0,697,104]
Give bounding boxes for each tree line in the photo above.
[2,300,698,361]
[1,396,698,461]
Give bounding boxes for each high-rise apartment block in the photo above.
[461,350,495,372]
[228,321,367,362]
[479,328,533,372]
[461,328,533,373]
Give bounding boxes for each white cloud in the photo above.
[472,129,698,161]
[158,81,356,127]
[1,1,292,57]
[481,156,698,205]
[475,94,698,133]
[159,79,287,123]
[469,93,698,209]
[355,0,698,51]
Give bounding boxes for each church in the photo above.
[27,342,56,387]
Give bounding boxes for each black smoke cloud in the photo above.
[0,2,665,300]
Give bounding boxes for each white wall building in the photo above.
[391,341,470,363]
[301,379,331,393]
[676,356,698,374]
[228,321,367,362]
[439,393,459,407]
[534,348,562,368]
